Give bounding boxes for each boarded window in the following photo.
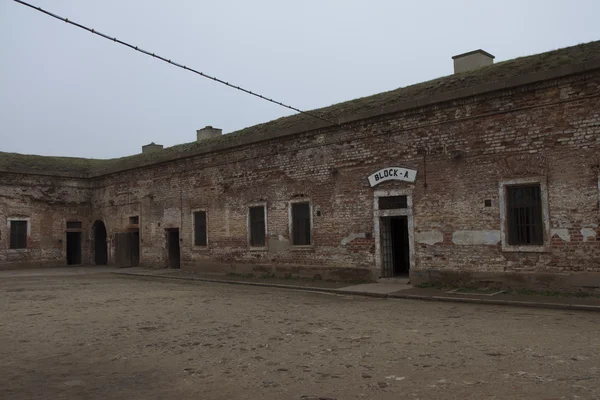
[10,220,28,249]
[66,221,82,229]
[194,211,207,246]
[291,202,311,246]
[506,185,543,245]
[249,206,266,247]
[129,216,139,225]
[378,195,408,210]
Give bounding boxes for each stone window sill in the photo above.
[248,246,268,252]
[290,245,314,251]
[501,244,551,253]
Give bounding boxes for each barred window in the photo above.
[291,202,311,246]
[378,195,408,210]
[193,211,207,246]
[506,185,543,246]
[66,221,82,229]
[249,206,266,247]
[10,220,28,249]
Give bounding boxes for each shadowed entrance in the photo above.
[93,220,108,265]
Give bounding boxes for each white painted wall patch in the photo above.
[452,230,501,245]
[416,231,444,246]
[341,232,367,246]
[551,228,571,242]
[581,227,596,241]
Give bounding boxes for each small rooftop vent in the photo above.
[197,126,222,142]
[142,142,163,154]
[452,49,495,74]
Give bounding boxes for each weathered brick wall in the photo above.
[4,69,600,287]
[0,173,92,269]
[88,70,600,285]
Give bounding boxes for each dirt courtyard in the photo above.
[1,270,599,400]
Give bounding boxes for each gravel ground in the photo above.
[1,272,599,400]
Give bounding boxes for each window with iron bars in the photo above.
[193,211,207,246]
[506,184,543,246]
[66,221,82,229]
[291,202,311,246]
[10,220,28,249]
[249,206,266,247]
[378,195,408,210]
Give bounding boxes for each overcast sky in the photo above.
[1,0,599,159]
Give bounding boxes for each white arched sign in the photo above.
[368,167,417,187]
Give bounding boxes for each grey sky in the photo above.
[1,0,599,159]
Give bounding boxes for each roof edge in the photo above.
[3,54,600,179]
[0,168,89,179]
[88,57,600,178]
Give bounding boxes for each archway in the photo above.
[93,220,108,265]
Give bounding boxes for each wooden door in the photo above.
[114,232,132,267]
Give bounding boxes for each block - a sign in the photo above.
[368,167,417,187]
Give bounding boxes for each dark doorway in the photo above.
[380,216,410,277]
[93,220,108,265]
[131,231,140,267]
[114,230,140,267]
[66,231,82,265]
[167,229,180,269]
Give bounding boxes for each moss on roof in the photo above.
[2,40,599,178]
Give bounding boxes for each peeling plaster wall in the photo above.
[0,172,92,269]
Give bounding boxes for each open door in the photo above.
[167,229,180,269]
[93,220,108,265]
[380,216,410,277]
[66,231,82,265]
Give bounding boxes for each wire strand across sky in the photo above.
[12,0,343,130]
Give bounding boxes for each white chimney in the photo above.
[142,142,163,153]
[452,50,495,74]
[196,126,222,142]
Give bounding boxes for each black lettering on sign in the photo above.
[384,170,389,177]
[375,174,380,181]
[393,169,398,176]
[404,171,409,178]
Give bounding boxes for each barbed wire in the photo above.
[12,0,345,131]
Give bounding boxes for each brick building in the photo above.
[1,41,599,290]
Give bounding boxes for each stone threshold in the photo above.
[113,268,600,313]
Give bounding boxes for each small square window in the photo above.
[66,221,82,229]
[129,216,139,225]
[484,199,492,207]
[378,196,408,210]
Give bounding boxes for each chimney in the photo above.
[452,49,495,74]
[196,126,222,142]
[142,142,163,154]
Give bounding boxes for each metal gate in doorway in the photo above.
[380,217,394,277]
[374,190,415,278]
